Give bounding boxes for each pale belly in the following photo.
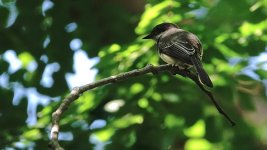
[159,53,191,68]
[160,53,181,65]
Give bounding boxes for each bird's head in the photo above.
[143,23,179,40]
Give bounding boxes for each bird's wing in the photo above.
[158,31,201,59]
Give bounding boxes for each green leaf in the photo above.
[183,120,205,138]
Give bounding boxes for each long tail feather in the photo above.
[190,56,213,88]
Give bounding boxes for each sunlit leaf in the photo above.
[138,98,149,108]
[184,138,212,150]
[136,1,181,34]
[18,52,35,68]
[23,129,42,140]
[112,114,143,128]
[164,114,184,128]
[184,120,205,138]
[95,128,115,142]
[75,92,95,113]
[130,83,144,94]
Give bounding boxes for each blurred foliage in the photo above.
[1,0,267,149]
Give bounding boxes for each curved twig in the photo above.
[48,64,235,150]
[172,67,236,126]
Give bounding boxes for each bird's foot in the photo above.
[169,64,180,75]
[183,67,191,76]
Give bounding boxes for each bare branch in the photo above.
[48,64,235,149]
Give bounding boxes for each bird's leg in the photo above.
[183,67,191,76]
[169,64,181,75]
[178,65,192,78]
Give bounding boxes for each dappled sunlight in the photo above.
[104,99,125,113]
[70,38,83,51]
[3,50,22,73]
[112,114,144,128]
[41,62,60,88]
[65,50,99,89]
[1,0,267,149]
[65,22,78,33]
[185,138,212,150]
[183,120,205,138]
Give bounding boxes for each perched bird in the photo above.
[143,23,213,88]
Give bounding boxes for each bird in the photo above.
[143,22,213,88]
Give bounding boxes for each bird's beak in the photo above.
[142,34,152,39]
